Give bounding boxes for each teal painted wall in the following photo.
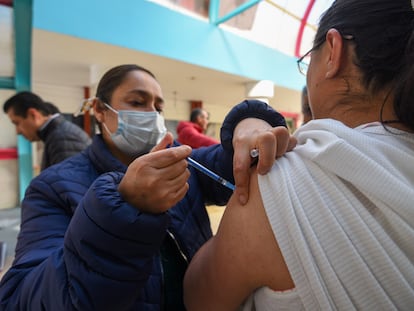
[33,0,305,90]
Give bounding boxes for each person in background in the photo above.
[0,64,292,310]
[43,101,61,115]
[3,91,92,170]
[183,0,414,310]
[301,86,312,124]
[176,107,219,148]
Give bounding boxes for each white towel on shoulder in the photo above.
[258,119,414,310]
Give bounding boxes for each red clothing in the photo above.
[176,121,219,148]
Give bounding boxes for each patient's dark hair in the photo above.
[315,0,414,131]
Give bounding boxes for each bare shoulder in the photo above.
[184,170,293,311]
[218,170,293,291]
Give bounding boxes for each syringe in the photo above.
[187,157,235,191]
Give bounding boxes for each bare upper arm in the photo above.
[183,170,293,311]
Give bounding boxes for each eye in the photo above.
[128,100,145,108]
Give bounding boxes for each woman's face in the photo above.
[103,70,164,134]
[95,69,165,163]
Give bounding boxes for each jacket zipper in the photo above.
[166,230,189,264]
[160,230,189,310]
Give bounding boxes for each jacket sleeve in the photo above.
[190,99,287,205]
[0,172,169,311]
[220,99,287,155]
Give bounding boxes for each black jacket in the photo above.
[37,114,92,170]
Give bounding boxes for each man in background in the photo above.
[3,91,91,170]
[176,107,219,148]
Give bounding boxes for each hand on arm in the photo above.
[183,170,294,310]
[232,118,297,205]
[118,133,192,213]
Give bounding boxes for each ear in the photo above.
[324,28,344,79]
[27,107,40,120]
[92,98,106,123]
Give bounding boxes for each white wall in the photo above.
[0,90,19,209]
[33,83,84,114]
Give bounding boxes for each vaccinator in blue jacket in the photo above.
[0,64,287,310]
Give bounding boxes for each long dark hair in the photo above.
[315,0,414,131]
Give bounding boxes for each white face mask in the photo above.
[103,104,167,158]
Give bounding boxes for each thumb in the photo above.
[151,132,174,153]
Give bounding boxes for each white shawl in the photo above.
[258,119,414,310]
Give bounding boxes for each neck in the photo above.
[313,77,402,128]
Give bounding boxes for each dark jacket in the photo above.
[0,100,286,310]
[38,114,92,170]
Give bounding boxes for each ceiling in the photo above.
[31,29,251,105]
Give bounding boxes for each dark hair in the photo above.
[301,86,311,115]
[315,0,414,131]
[302,86,307,97]
[95,64,156,105]
[190,108,205,122]
[3,91,51,117]
[43,102,61,114]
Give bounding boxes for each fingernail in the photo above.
[239,194,247,205]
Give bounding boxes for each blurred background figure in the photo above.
[177,107,219,148]
[301,86,312,125]
[3,91,92,171]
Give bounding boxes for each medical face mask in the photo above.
[103,104,167,158]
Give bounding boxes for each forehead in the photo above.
[7,108,24,122]
[114,70,162,96]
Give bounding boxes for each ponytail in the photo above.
[394,26,414,131]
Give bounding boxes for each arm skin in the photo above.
[183,170,294,310]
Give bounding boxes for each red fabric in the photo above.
[176,121,219,148]
[0,0,13,7]
[0,148,17,160]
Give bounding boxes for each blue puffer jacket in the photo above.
[0,100,286,310]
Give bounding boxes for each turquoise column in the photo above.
[209,0,261,25]
[14,0,33,202]
[17,136,32,199]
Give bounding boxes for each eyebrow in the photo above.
[128,89,164,105]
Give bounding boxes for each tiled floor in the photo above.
[0,205,225,281]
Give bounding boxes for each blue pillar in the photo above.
[214,0,260,25]
[17,136,32,200]
[14,0,33,202]
[209,0,219,24]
